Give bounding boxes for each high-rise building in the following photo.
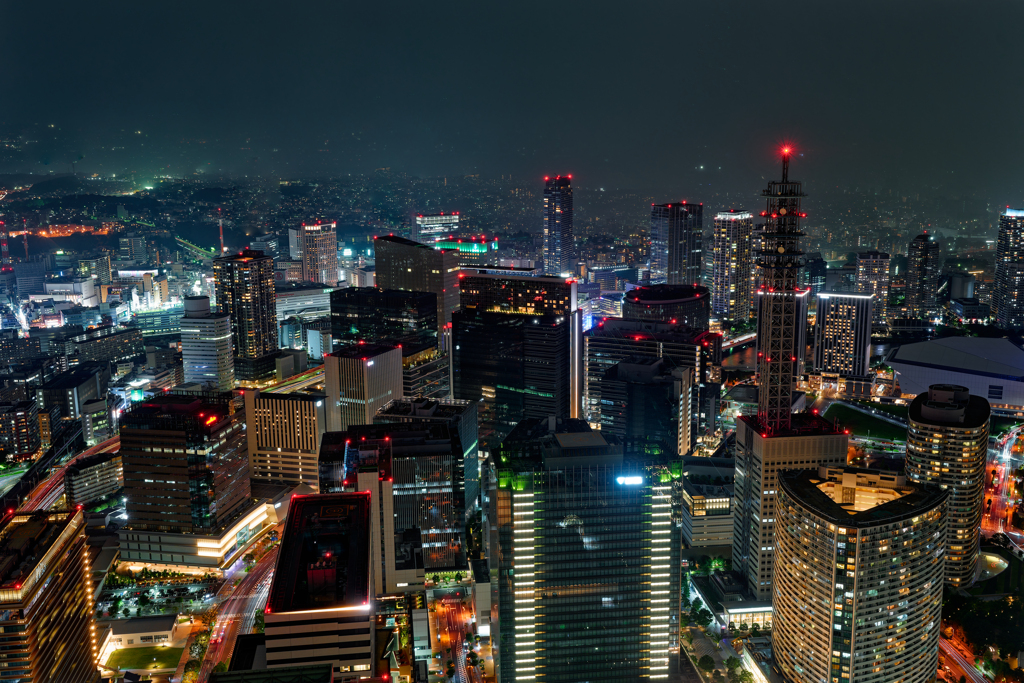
[265,493,375,678]
[650,202,702,285]
[710,210,754,320]
[622,284,711,331]
[323,343,403,432]
[733,150,849,601]
[0,509,100,682]
[120,395,250,533]
[459,272,577,315]
[801,252,827,298]
[244,390,327,487]
[994,208,1024,329]
[249,236,279,258]
[319,422,466,594]
[414,212,460,241]
[0,400,40,460]
[375,397,479,513]
[213,249,279,385]
[181,295,234,391]
[905,384,989,586]
[119,234,146,261]
[300,221,338,285]
[79,254,112,285]
[330,287,437,345]
[489,418,678,682]
[543,175,574,276]
[906,232,941,320]
[374,235,461,337]
[813,292,873,376]
[855,250,890,323]
[584,319,720,443]
[596,357,692,455]
[65,451,123,506]
[773,466,947,683]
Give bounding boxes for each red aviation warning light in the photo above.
[781,146,792,156]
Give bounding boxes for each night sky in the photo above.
[3,0,1024,196]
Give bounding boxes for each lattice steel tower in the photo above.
[756,148,806,434]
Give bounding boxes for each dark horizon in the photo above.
[3,1,1024,201]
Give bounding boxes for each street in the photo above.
[19,434,121,512]
[940,637,988,683]
[435,595,472,683]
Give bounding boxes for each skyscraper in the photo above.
[244,389,327,486]
[855,250,890,323]
[323,343,403,432]
[414,212,460,241]
[0,509,100,682]
[650,203,703,285]
[710,210,754,320]
[773,466,946,683]
[622,284,711,331]
[213,249,279,385]
[489,418,678,682]
[813,292,873,377]
[374,235,461,337]
[596,356,692,455]
[330,287,438,345]
[906,232,941,320]
[300,221,339,285]
[181,295,234,391]
[994,208,1024,329]
[733,149,849,601]
[905,384,989,586]
[543,175,574,276]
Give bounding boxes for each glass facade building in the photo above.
[213,248,279,385]
[649,203,702,286]
[543,175,574,276]
[622,284,711,332]
[330,287,438,345]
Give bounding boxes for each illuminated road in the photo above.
[940,638,988,683]
[19,435,121,512]
[198,546,278,682]
[267,366,324,394]
[437,596,472,683]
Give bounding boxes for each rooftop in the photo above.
[909,384,990,428]
[738,411,843,438]
[0,510,82,595]
[329,342,398,360]
[110,614,177,636]
[886,337,1024,393]
[267,493,371,614]
[376,397,474,421]
[625,284,709,304]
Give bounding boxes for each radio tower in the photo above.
[755,147,806,435]
[219,218,225,254]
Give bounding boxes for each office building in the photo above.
[813,292,873,376]
[213,249,279,385]
[994,209,1024,329]
[181,295,235,392]
[597,357,693,455]
[36,365,103,421]
[65,451,123,506]
[120,394,250,533]
[414,212,460,241]
[300,222,339,285]
[330,287,437,345]
[70,326,143,363]
[709,210,754,320]
[134,306,185,337]
[489,418,677,682]
[287,226,303,260]
[584,319,720,442]
[13,260,47,296]
[543,175,574,276]
[906,232,941,320]
[773,466,947,683]
[275,282,334,323]
[265,493,375,678]
[375,397,480,514]
[905,384,989,586]
[650,202,702,285]
[433,236,499,268]
[733,150,850,601]
[0,401,39,461]
[855,250,890,323]
[82,397,110,446]
[680,480,733,548]
[622,284,711,331]
[324,343,403,432]
[250,236,279,257]
[119,234,146,261]
[801,252,828,298]
[79,255,113,285]
[244,389,327,487]
[460,272,577,316]
[0,509,100,682]
[374,235,461,337]
[319,422,466,593]
[397,340,450,399]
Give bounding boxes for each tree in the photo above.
[454,571,463,582]
[738,670,755,683]
[713,671,724,683]
[750,624,761,638]
[122,608,130,617]
[739,622,748,632]
[698,655,716,673]
[726,656,741,671]
[693,606,714,629]
[213,662,229,673]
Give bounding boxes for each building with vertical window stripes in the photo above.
[265,493,375,678]
[300,221,339,286]
[181,295,234,392]
[0,400,39,461]
[373,235,461,338]
[906,233,941,320]
[994,209,1024,329]
[813,292,873,377]
[0,509,100,682]
[855,250,890,324]
[543,175,574,276]
[710,210,753,320]
[318,422,466,594]
[324,344,403,432]
[905,384,988,586]
[773,467,946,683]
[213,249,279,385]
[489,418,679,683]
[650,202,702,286]
[244,390,327,487]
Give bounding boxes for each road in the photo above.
[198,545,279,681]
[436,596,471,683]
[940,637,988,683]
[267,366,324,394]
[19,435,121,512]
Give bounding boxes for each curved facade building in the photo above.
[906,384,989,586]
[774,466,947,683]
[622,285,710,332]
